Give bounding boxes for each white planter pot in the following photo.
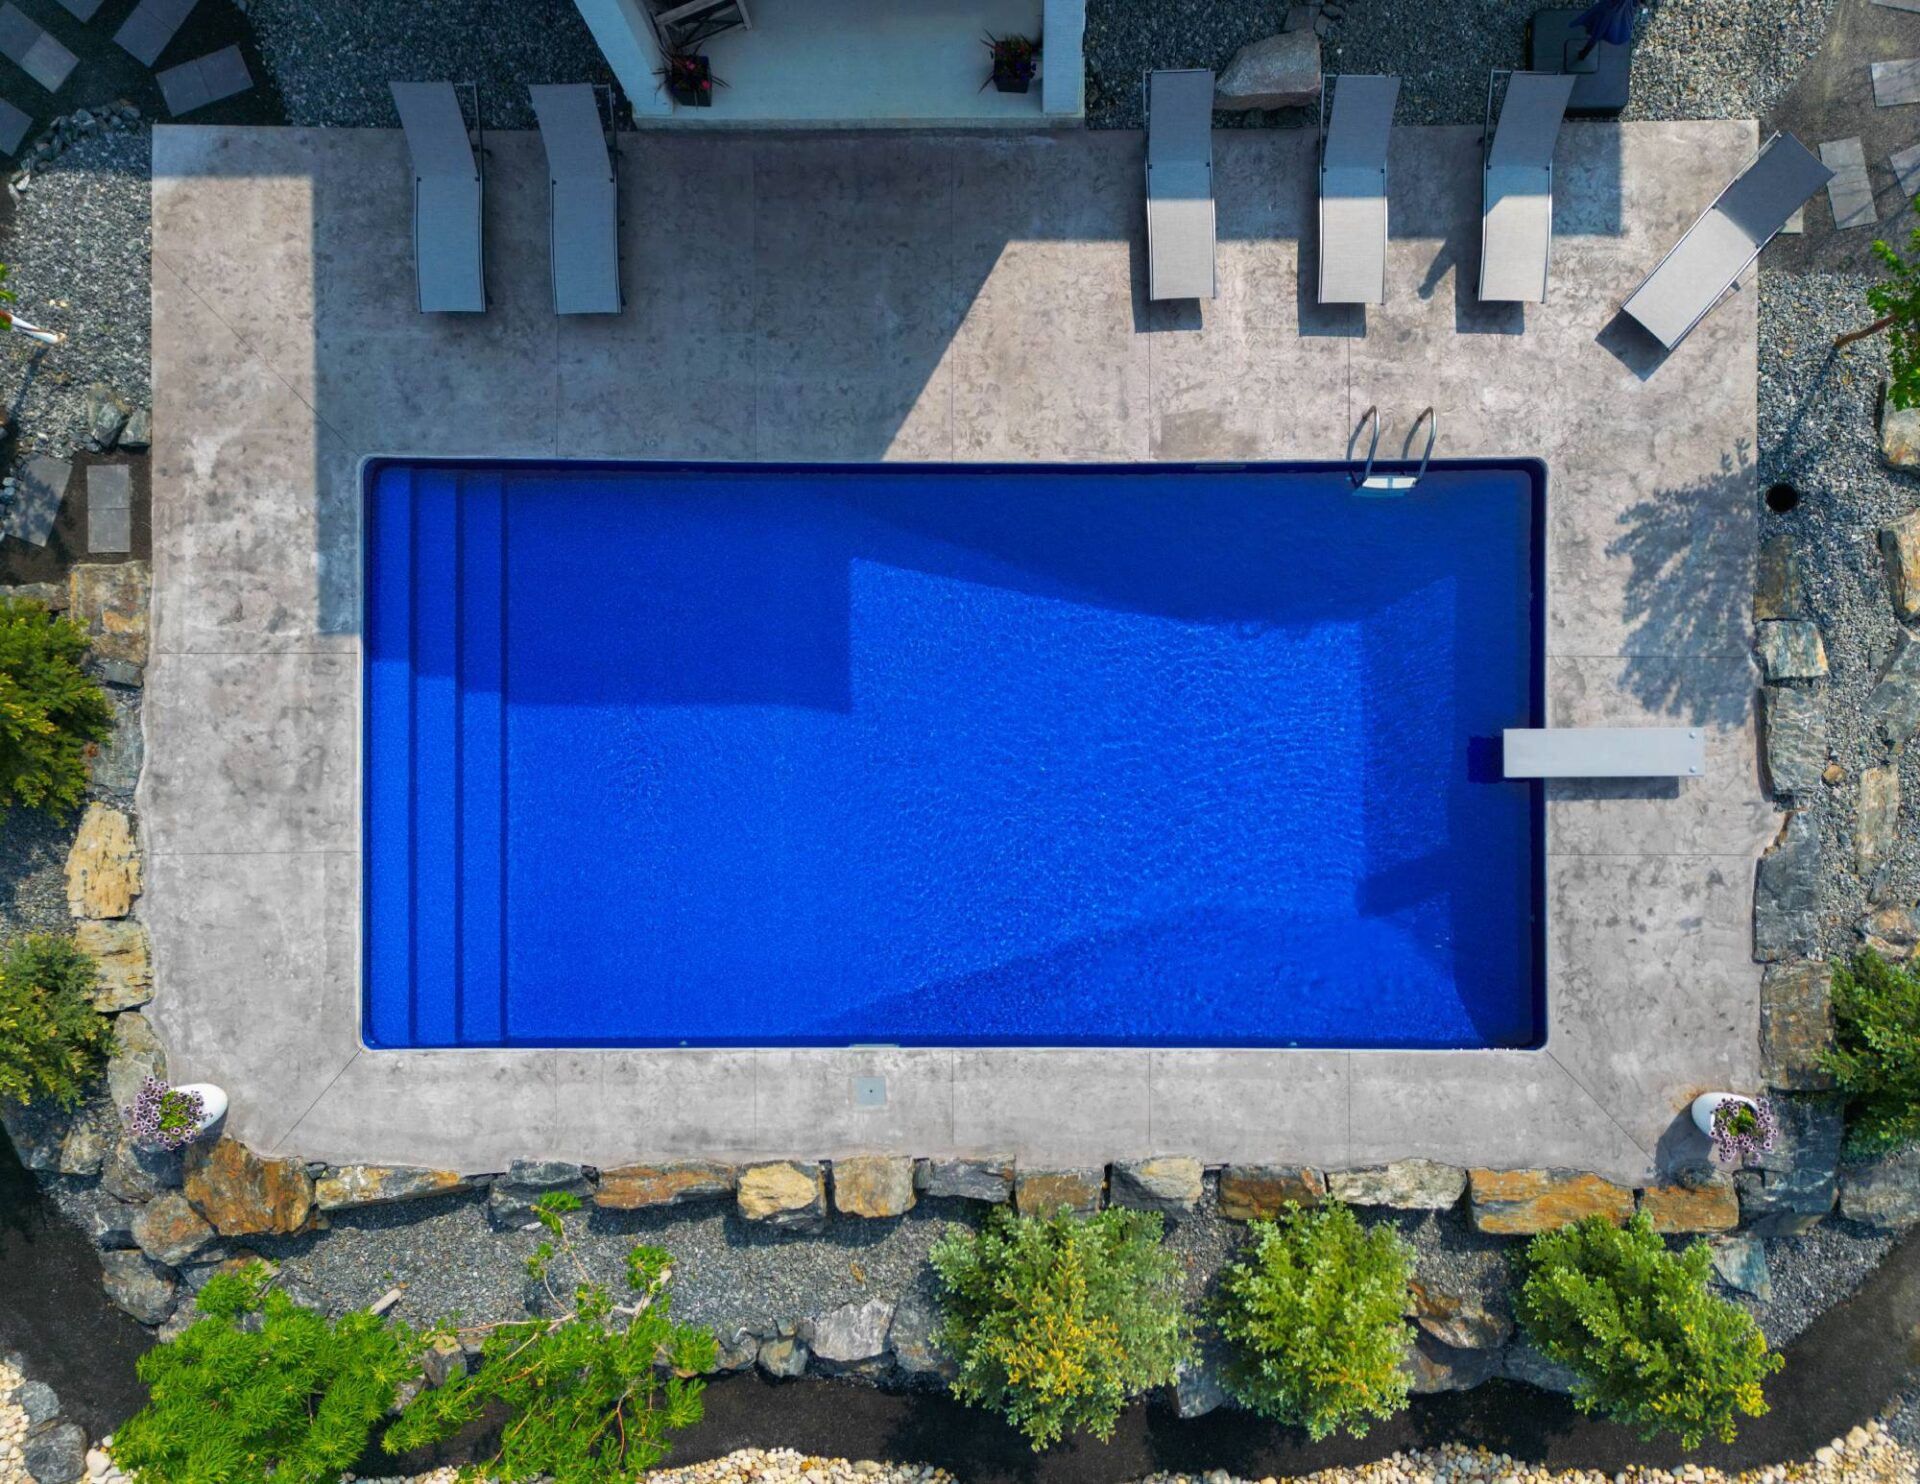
[174,1082,228,1140]
[1692,1091,1753,1138]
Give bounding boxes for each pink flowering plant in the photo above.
[1709,1096,1776,1167]
[125,1076,205,1151]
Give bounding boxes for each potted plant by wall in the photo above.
[1691,1091,1776,1168]
[657,47,725,108]
[125,1075,226,1151]
[982,32,1041,94]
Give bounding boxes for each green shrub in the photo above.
[928,1205,1192,1451]
[1213,1201,1415,1440]
[1821,951,1920,1155]
[386,1193,714,1483]
[1516,1213,1781,1447]
[0,933,111,1108]
[0,598,113,821]
[113,1262,423,1484]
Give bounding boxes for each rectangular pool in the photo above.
[362,460,1544,1050]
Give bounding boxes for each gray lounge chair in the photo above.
[1621,132,1830,350]
[1144,69,1216,302]
[529,84,621,315]
[391,81,486,314]
[1503,727,1705,779]
[1319,74,1400,305]
[1480,71,1575,303]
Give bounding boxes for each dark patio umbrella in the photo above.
[1574,0,1639,51]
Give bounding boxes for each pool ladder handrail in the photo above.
[1349,405,1437,493]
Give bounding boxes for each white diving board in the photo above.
[1503,727,1705,779]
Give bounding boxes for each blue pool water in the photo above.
[363,460,1544,1050]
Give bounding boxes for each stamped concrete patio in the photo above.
[142,121,1770,1183]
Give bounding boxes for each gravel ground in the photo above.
[1745,1219,1896,1346]
[1757,270,1920,954]
[0,116,151,461]
[248,0,615,130]
[1083,0,1837,129]
[0,811,80,941]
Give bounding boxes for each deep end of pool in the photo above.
[361,458,1547,1051]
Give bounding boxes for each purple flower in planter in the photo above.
[1709,1096,1776,1167]
[124,1076,205,1152]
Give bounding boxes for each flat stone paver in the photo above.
[0,4,75,93]
[52,0,103,18]
[147,123,1767,1182]
[1821,136,1876,227]
[1893,141,1920,199]
[1873,58,1920,107]
[86,462,130,553]
[1875,0,1920,11]
[155,45,251,117]
[1781,206,1805,234]
[3,454,68,545]
[113,0,195,67]
[0,95,29,156]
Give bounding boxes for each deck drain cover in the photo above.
[853,1075,888,1108]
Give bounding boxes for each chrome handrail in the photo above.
[1357,405,1436,493]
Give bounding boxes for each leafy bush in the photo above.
[0,933,111,1108]
[386,1193,714,1483]
[1821,951,1920,1155]
[1213,1201,1415,1440]
[929,1205,1192,1450]
[1516,1213,1782,1447]
[0,598,113,821]
[113,1262,423,1484]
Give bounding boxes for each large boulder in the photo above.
[1326,1160,1467,1210]
[105,1013,166,1110]
[1858,765,1902,876]
[1754,533,1808,620]
[487,1159,591,1229]
[102,1136,183,1202]
[1467,1169,1633,1234]
[1636,1176,1739,1233]
[65,802,140,918]
[1501,1340,1578,1394]
[1013,1167,1104,1217]
[1839,1147,1920,1228]
[1753,811,1823,963]
[799,1298,895,1371]
[1755,621,1827,681]
[756,1334,809,1378]
[1867,628,1920,756]
[1858,904,1919,961]
[0,1099,66,1171]
[593,1160,734,1210]
[1109,1156,1203,1213]
[184,1137,315,1236]
[132,1192,217,1266]
[1218,1164,1324,1220]
[1709,1234,1772,1299]
[74,919,152,1011]
[1733,1096,1842,1235]
[737,1161,827,1231]
[831,1156,917,1218]
[1760,961,1834,1091]
[315,1165,476,1210]
[99,1250,179,1324]
[887,1289,955,1378]
[917,1156,1013,1203]
[1881,509,1920,620]
[67,562,149,670]
[1881,403,1920,469]
[1410,1281,1511,1349]
[23,1422,88,1484]
[1214,31,1321,111]
[1760,685,1826,800]
[1402,1332,1502,1393]
[1171,1345,1233,1418]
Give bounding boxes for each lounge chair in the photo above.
[1319,74,1400,305]
[1144,69,1216,301]
[390,81,486,314]
[1480,71,1576,303]
[1621,132,1831,350]
[529,83,621,315]
[1502,727,1705,779]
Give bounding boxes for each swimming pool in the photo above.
[362,460,1545,1050]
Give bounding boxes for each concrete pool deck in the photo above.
[143,122,1770,1183]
